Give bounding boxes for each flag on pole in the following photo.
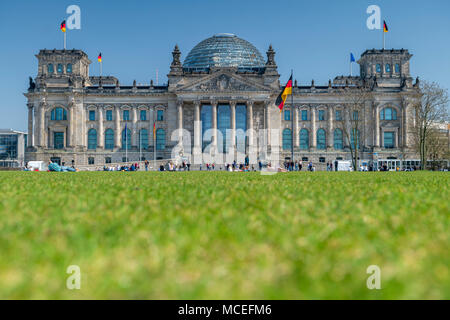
[60,20,66,33]
[350,53,356,63]
[383,20,389,33]
[153,122,156,139]
[98,53,102,63]
[276,75,293,111]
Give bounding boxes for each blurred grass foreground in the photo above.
[0,171,448,299]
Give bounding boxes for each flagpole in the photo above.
[100,61,102,78]
[383,28,385,50]
[153,124,156,171]
[64,32,66,50]
[291,69,294,164]
[125,122,128,163]
[139,131,142,163]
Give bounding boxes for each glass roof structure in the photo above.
[183,34,265,72]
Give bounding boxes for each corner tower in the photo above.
[358,49,413,87]
[35,49,91,89]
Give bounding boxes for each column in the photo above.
[132,108,138,147]
[211,100,218,150]
[68,105,75,147]
[403,104,409,148]
[327,105,333,148]
[247,100,254,148]
[115,107,121,148]
[293,106,299,147]
[311,106,316,148]
[98,107,104,148]
[27,104,33,147]
[39,102,46,147]
[264,101,270,145]
[149,107,155,146]
[177,100,183,143]
[193,101,201,153]
[374,103,380,147]
[230,101,236,149]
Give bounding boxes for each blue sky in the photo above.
[1,0,449,131]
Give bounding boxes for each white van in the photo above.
[27,161,47,171]
[337,160,353,172]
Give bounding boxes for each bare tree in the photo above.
[425,125,449,170]
[335,86,371,171]
[410,81,449,170]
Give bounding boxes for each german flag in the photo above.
[60,20,66,33]
[98,53,102,63]
[383,20,388,33]
[276,75,293,111]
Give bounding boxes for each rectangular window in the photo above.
[88,157,95,165]
[284,110,291,121]
[54,132,64,149]
[384,132,395,149]
[106,110,113,121]
[318,110,325,121]
[301,110,308,121]
[352,111,359,121]
[105,157,112,164]
[140,110,147,121]
[157,110,164,121]
[123,110,130,121]
[89,110,96,121]
[335,110,342,121]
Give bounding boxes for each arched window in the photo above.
[57,64,63,74]
[88,129,97,150]
[201,105,212,151]
[105,129,114,150]
[380,107,397,120]
[282,129,292,150]
[300,129,309,150]
[51,107,67,121]
[66,64,72,73]
[334,129,343,150]
[350,129,360,150]
[376,64,381,73]
[385,64,391,73]
[317,129,326,150]
[139,129,148,150]
[122,128,131,149]
[47,64,54,74]
[140,110,147,121]
[217,104,231,153]
[156,128,165,150]
[235,104,247,154]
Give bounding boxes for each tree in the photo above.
[410,81,449,170]
[335,86,371,171]
[425,125,449,170]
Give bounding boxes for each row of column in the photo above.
[179,100,257,153]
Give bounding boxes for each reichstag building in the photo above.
[24,33,419,168]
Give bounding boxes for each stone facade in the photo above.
[24,38,420,169]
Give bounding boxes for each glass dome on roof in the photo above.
[183,34,265,71]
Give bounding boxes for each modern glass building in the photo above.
[0,129,27,168]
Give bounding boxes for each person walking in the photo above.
[145,160,149,171]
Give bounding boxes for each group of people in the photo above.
[47,161,76,172]
[283,160,317,172]
[103,162,142,172]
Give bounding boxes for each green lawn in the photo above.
[0,171,448,299]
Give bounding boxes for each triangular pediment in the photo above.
[176,72,271,93]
